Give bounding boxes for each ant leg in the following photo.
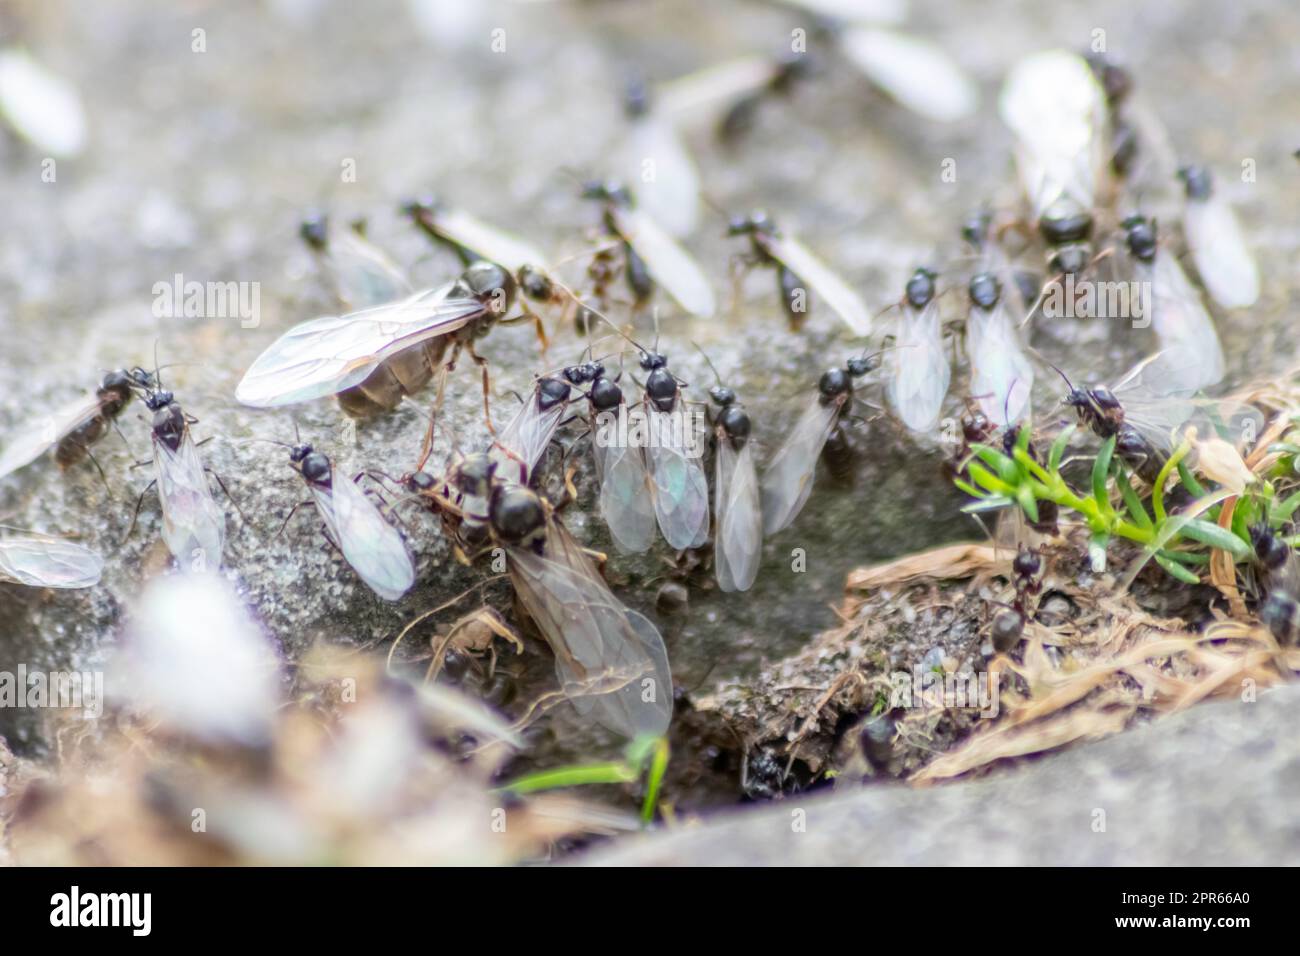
[206,469,249,525]
[416,362,454,473]
[80,446,114,499]
[465,342,496,436]
[111,420,138,459]
[273,500,312,539]
[123,479,158,542]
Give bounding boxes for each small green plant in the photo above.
[952,423,1290,583]
[499,734,670,826]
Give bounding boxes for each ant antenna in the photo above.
[691,341,724,386]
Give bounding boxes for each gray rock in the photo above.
[582,685,1300,865]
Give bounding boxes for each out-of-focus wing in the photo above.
[615,113,700,238]
[236,285,482,407]
[767,232,872,336]
[644,405,711,549]
[839,27,977,123]
[0,535,102,588]
[1145,254,1224,393]
[1183,189,1259,309]
[715,439,762,592]
[760,396,839,535]
[772,0,906,24]
[610,206,715,318]
[311,473,415,601]
[0,48,87,158]
[966,300,1033,427]
[508,518,673,738]
[885,300,950,432]
[152,428,226,572]
[0,392,105,480]
[999,50,1108,216]
[593,416,657,554]
[656,55,781,124]
[321,225,412,309]
[426,206,548,275]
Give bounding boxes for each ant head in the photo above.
[960,209,992,249]
[968,271,1001,310]
[727,210,771,236]
[1038,199,1093,245]
[517,264,553,302]
[1122,215,1157,261]
[399,194,442,219]
[1013,546,1042,578]
[145,389,174,411]
[406,471,437,493]
[1177,165,1213,201]
[289,443,312,463]
[709,384,736,407]
[1084,52,1133,106]
[582,179,631,206]
[639,350,667,371]
[962,412,993,443]
[622,75,651,118]
[904,267,937,310]
[846,353,879,377]
[299,212,329,250]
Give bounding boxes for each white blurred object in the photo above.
[773,0,907,25]
[614,109,701,238]
[0,48,87,158]
[999,50,1108,218]
[1179,166,1260,309]
[839,27,977,122]
[119,575,281,746]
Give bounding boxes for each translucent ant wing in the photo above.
[885,299,949,432]
[759,396,839,535]
[236,284,482,407]
[966,299,1033,427]
[490,383,572,485]
[152,425,226,572]
[644,405,710,550]
[593,421,656,554]
[715,437,762,592]
[311,471,415,601]
[0,392,105,480]
[507,518,672,737]
[0,535,103,588]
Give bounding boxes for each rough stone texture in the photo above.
[584,684,1300,865]
[0,0,1298,820]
